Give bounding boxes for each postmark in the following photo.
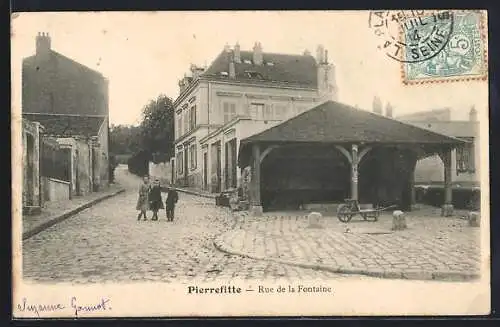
[368,10,455,63]
[401,11,487,84]
[369,10,487,84]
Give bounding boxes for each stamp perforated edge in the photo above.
[400,10,488,86]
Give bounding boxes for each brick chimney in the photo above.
[372,96,382,114]
[36,32,51,56]
[316,45,325,64]
[253,42,263,65]
[469,105,477,121]
[234,42,241,63]
[229,55,236,79]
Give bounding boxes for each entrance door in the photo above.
[203,152,208,190]
[184,149,189,186]
[216,143,221,193]
[26,134,35,205]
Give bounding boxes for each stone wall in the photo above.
[42,176,70,202]
[22,119,42,208]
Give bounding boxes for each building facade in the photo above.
[173,43,338,193]
[22,32,110,190]
[397,107,480,188]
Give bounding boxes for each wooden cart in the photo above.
[337,199,397,223]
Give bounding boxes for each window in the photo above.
[244,71,264,79]
[177,151,184,175]
[274,104,287,120]
[262,104,274,120]
[184,111,189,133]
[223,102,237,123]
[250,103,265,120]
[177,116,183,137]
[189,106,196,131]
[456,137,475,174]
[189,144,197,170]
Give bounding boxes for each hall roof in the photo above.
[238,101,465,166]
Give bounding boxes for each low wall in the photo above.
[42,176,71,202]
[149,161,172,186]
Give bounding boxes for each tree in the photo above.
[139,94,175,164]
[109,124,142,155]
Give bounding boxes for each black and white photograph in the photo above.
[12,10,490,317]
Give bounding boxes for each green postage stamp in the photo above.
[368,10,487,84]
[402,11,487,84]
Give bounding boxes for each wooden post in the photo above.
[440,148,454,216]
[351,144,359,201]
[250,143,263,216]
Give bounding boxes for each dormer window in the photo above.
[244,71,264,79]
[243,59,252,64]
[220,71,229,77]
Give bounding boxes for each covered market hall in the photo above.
[237,101,465,216]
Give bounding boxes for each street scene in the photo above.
[14,10,488,316]
[23,165,378,284]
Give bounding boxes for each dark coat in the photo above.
[149,185,164,211]
[165,189,179,208]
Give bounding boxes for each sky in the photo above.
[11,11,488,126]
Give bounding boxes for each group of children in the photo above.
[136,176,179,221]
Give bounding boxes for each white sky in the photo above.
[11,11,488,126]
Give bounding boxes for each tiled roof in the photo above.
[202,50,318,88]
[241,101,464,145]
[22,113,105,138]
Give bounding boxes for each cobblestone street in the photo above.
[23,166,369,284]
[215,209,482,281]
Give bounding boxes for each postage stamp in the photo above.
[368,10,487,84]
[402,11,487,84]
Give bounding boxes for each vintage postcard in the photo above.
[11,10,490,317]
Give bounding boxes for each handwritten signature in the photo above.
[17,297,112,317]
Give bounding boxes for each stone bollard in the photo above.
[392,210,407,231]
[468,211,480,227]
[308,212,324,228]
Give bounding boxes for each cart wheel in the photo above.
[337,204,353,223]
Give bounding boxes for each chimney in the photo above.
[36,32,51,56]
[253,42,263,65]
[229,56,236,79]
[316,45,325,64]
[234,42,241,63]
[324,49,329,64]
[385,102,394,118]
[469,106,477,121]
[372,96,382,114]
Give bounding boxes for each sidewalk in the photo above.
[214,209,482,281]
[22,184,125,240]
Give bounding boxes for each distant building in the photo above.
[173,42,338,193]
[396,107,480,188]
[22,32,110,192]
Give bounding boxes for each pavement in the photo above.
[22,183,125,240]
[22,165,370,284]
[22,165,482,283]
[214,209,482,281]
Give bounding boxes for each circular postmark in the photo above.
[368,10,455,63]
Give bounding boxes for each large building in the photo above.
[396,107,480,189]
[173,42,338,193]
[22,32,110,192]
